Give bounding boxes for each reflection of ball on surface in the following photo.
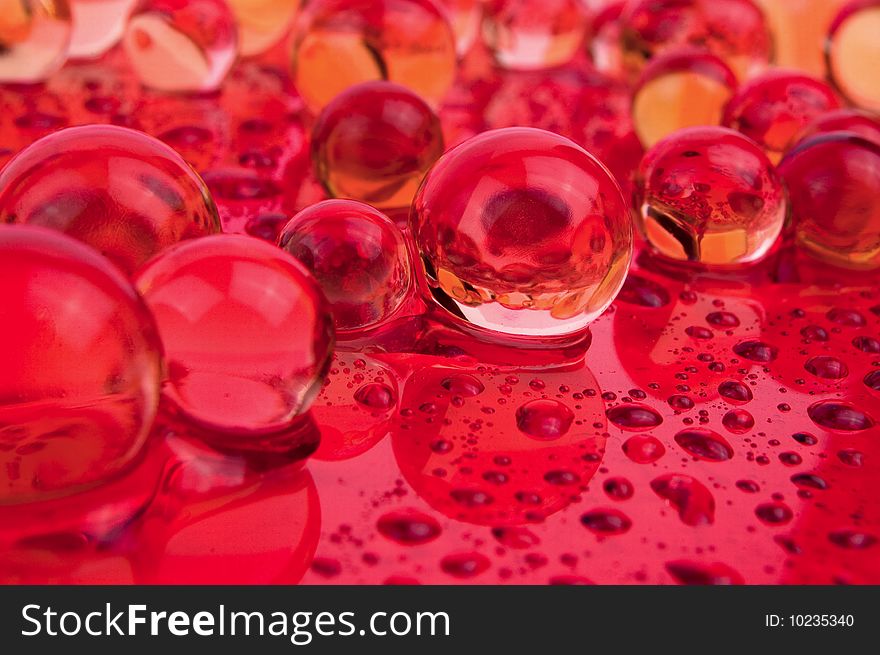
[0,125,220,276]
[411,127,632,337]
[311,81,444,210]
[0,226,163,504]
[69,0,136,59]
[290,0,456,112]
[279,199,411,332]
[0,0,71,83]
[634,127,787,266]
[135,234,334,436]
[227,0,300,57]
[778,132,880,270]
[826,0,880,112]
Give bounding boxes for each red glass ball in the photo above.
[311,81,444,210]
[0,125,221,276]
[722,70,841,161]
[411,127,632,337]
[135,234,335,436]
[792,108,880,147]
[279,199,412,332]
[778,133,880,270]
[0,0,71,83]
[0,226,163,504]
[634,126,787,265]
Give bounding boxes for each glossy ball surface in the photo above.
[123,0,238,93]
[311,81,444,210]
[0,125,221,276]
[632,48,738,148]
[722,70,841,162]
[0,226,163,505]
[279,200,411,332]
[438,0,480,56]
[635,127,787,266]
[827,0,880,112]
[481,0,588,70]
[778,133,880,269]
[135,234,334,435]
[69,0,136,59]
[411,127,632,337]
[227,0,300,56]
[290,0,456,112]
[0,0,71,83]
[793,108,880,147]
[620,0,772,81]
[754,0,846,77]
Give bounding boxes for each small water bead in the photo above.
[135,234,334,437]
[634,127,787,266]
[603,477,634,500]
[838,448,864,466]
[0,0,71,83]
[779,133,880,269]
[124,0,239,93]
[685,325,713,340]
[791,472,827,490]
[706,311,741,328]
[755,502,794,525]
[794,109,880,147]
[580,508,632,535]
[377,509,441,545]
[69,0,136,59]
[616,274,671,308]
[800,324,829,341]
[515,400,575,440]
[665,560,743,585]
[290,0,456,112]
[722,71,841,162]
[619,0,772,81]
[227,0,300,57]
[310,82,444,210]
[674,429,734,462]
[631,49,738,149]
[828,306,867,326]
[481,0,588,70]
[779,452,803,466]
[865,370,880,391]
[667,395,694,410]
[804,355,849,379]
[354,383,396,411]
[808,400,874,431]
[441,375,485,397]
[650,474,715,526]
[0,125,220,276]
[852,336,880,353]
[829,529,877,549]
[827,0,880,112]
[733,340,778,362]
[718,380,753,403]
[491,526,540,549]
[736,479,760,493]
[278,200,411,332]
[606,404,663,431]
[722,409,755,434]
[622,435,666,464]
[0,227,163,504]
[440,552,490,578]
[411,127,632,337]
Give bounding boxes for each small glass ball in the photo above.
[311,81,444,210]
[632,48,738,149]
[634,126,787,266]
[290,0,456,113]
[438,0,481,56]
[778,132,880,270]
[227,0,300,57]
[0,0,71,83]
[826,0,880,112]
[793,108,880,147]
[135,234,334,435]
[278,199,411,332]
[722,70,841,162]
[123,0,239,93]
[588,1,625,79]
[620,0,772,81]
[0,125,221,276]
[481,0,589,70]
[0,226,163,504]
[411,127,632,337]
[69,0,136,59]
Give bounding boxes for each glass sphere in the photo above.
[0,0,71,83]
[411,127,632,337]
[827,0,880,112]
[227,0,300,57]
[722,70,841,162]
[632,48,738,149]
[134,234,334,435]
[290,0,456,112]
[589,1,625,78]
[481,0,588,70]
[620,0,772,81]
[793,108,880,147]
[634,126,787,266]
[0,125,221,276]
[123,0,238,93]
[438,0,480,56]
[0,226,163,505]
[311,81,444,210]
[778,132,880,270]
[279,199,411,332]
[69,0,136,59]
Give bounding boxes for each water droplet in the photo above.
[491,526,540,549]
[733,340,778,362]
[606,403,663,430]
[791,473,827,490]
[354,382,396,410]
[450,488,494,507]
[667,394,694,410]
[852,336,880,353]
[441,374,485,397]
[603,477,634,500]
[826,307,866,327]
[580,508,632,535]
[828,530,876,549]
[804,356,849,379]
[440,552,490,578]
[617,275,669,307]
[755,502,793,525]
[808,401,874,431]
[864,370,880,391]
[706,311,740,328]
[515,399,575,440]
[650,474,715,526]
[377,510,441,545]
[722,409,754,434]
[685,325,714,340]
[838,449,863,467]
[800,324,828,341]
[674,429,734,462]
[622,435,666,463]
[544,469,581,485]
[718,380,752,403]
[665,560,743,585]
[778,451,802,466]
[736,479,760,493]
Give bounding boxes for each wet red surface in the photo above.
[0,39,878,586]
